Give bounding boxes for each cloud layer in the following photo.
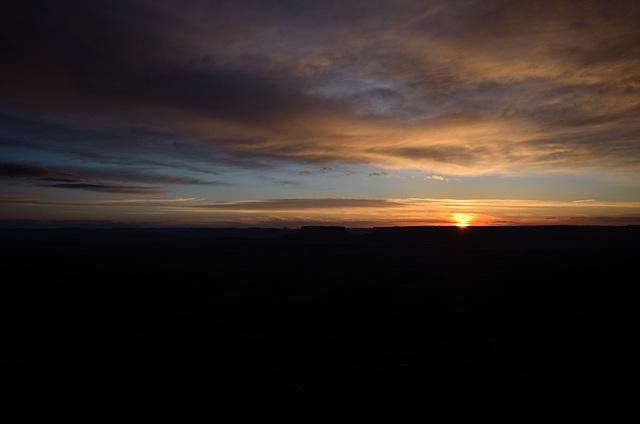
[1,1,639,225]
[2,1,639,176]
[3,195,638,227]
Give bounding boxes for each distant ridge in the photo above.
[370,225,640,249]
[297,226,350,239]
[1,225,639,249]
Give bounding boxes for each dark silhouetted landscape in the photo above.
[2,226,639,422]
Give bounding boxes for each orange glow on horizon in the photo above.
[451,213,473,227]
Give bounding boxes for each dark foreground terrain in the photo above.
[2,226,639,422]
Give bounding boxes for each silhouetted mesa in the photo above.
[297,225,350,239]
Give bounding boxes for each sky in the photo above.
[1,0,640,227]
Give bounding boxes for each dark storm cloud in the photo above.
[0,0,639,176]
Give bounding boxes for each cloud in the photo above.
[42,183,164,195]
[0,161,81,182]
[367,172,391,178]
[68,167,222,186]
[3,193,639,226]
[0,160,222,194]
[1,0,639,181]
[269,178,297,185]
[0,162,50,178]
[424,174,459,182]
[0,195,196,208]
[190,198,404,211]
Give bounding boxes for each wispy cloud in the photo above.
[189,198,403,211]
[3,193,638,226]
[424,175,459,182]
[178,197,640,226]
[0,162,50,178]
[41,183,165,195]
[0,160,222,194]
[0,162,77,180]
[0,195,196,207]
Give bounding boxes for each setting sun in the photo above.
[451,213,473,227]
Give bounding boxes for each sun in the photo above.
[451,213,473,228]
